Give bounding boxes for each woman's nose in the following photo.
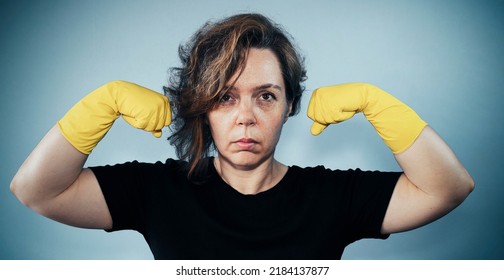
[236,101,256,126]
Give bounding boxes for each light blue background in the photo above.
[1,0,502,259]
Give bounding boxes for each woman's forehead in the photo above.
[226,48,285,90]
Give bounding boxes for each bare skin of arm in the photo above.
[10,125,112,229]
[381,126,474,234]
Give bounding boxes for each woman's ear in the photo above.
[284,102,293,123]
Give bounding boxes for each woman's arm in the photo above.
[307,83,474,235]
[10,125,112,229]
[381,126,474,234]
[10,81,171,229]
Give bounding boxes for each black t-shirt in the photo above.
[90,158,400,259]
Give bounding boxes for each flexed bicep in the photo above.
[381,127,474,234]
[11,126,113,229]
[41,168,112,229]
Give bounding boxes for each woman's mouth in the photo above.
[234,138,258,150]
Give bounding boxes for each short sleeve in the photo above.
[89,160,182,232]
[341,169,400,242]
[89,161,146,232]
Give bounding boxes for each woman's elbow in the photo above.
[463,173,475,197]
[10,173,31,207]
[451,171,475,205]
[10,172,44,211]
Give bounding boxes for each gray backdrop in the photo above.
[1,0,502,259]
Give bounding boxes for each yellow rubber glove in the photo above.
[307,83,427,154]
[57,80,172,154]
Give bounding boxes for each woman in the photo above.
[10,13,474,259]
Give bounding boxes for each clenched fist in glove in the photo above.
[307,83,427,154]
[57,80,172,154]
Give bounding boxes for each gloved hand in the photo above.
[57,80,172,154]
[307,83,427,154]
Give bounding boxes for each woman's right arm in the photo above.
[10,125,112,229]
[10,81,171,229]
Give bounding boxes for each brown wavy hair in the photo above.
[164,13,307,180]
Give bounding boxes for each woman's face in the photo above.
[207,48,291,169]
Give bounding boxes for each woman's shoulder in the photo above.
[286,164,387,187]
[288,164,362,175]
[289,164,397,176]
[89,158,189,177]
[285,164,349,185]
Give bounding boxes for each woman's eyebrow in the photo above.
[223,83,283,92]
[254,83,283,92]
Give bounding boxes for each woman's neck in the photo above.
[213,156,288,195]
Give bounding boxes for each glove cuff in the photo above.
[363,85,427,154]
[57,82,121,154]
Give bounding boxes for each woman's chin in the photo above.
[218,152,271,170]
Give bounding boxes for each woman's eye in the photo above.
[260,92,276,101]
[219,94,232,103]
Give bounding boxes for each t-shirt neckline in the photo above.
[207,157,295,199]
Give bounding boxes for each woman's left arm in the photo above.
[382,126,474,234]
[307,83,474,234]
